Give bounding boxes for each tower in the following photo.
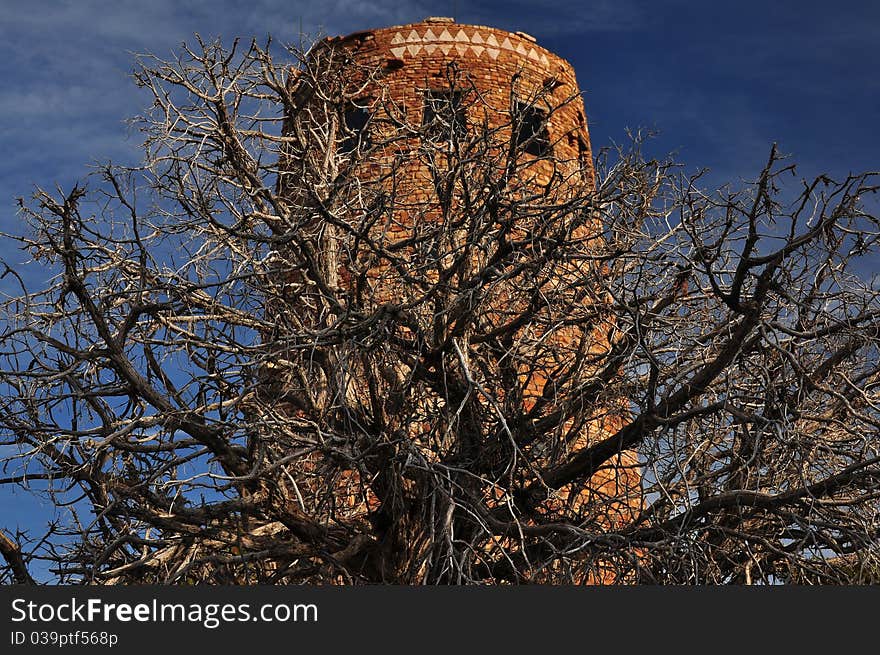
[268,18,640,582]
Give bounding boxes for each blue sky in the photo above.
[1,0,877,208]
[0,0,878,569]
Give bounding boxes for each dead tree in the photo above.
[1,36,878,584]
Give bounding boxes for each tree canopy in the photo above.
[1,36,878,584]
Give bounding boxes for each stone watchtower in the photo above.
[272,18,640,581]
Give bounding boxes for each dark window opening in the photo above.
[422,89,467,142]
[514,101,550,157]
[542,76,563,92]
[577,134,589,160]
[577,134,591,176]
[340,105,371,154]
[383,58,405,72]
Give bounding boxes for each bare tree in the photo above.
[1,36,878,585]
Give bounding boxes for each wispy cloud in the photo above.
[0,1,435,217]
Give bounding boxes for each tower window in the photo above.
[514,101,550,157]
[577,134,591,174]
[422,89,467,142]
[339,105,371,154]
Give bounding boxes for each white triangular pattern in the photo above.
[386,28,551,62]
